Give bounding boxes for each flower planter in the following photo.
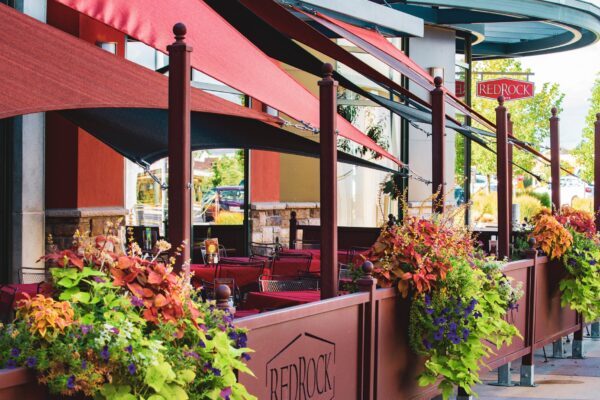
[0,367,45,399]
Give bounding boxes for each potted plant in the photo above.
[0,230,255,400]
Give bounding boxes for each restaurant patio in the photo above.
[1,1,600,399]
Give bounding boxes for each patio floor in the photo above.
[474,332,600,399]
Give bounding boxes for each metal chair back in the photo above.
[259,275,319,292]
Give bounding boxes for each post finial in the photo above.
[551,107,558,117]
[361,260,374,276]
[528,237,536,250]
[507,113,511,121]
[322,63,334,78]
[173,23,187,42]
[497,96,505,106]
[434,76,443,88]
[596,113,600,121]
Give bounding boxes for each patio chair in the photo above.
[258,275,319,292]
[217,260,265,299]
[271,253,312,276]
[249,242,278,258]
[295,240,320,250]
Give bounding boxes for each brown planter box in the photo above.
[0,367,44,400]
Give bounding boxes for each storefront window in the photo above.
[335,38,402,227]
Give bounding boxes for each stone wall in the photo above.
[250,202,320,246]
[46,207,127,249]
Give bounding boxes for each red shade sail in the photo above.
[305,11,496,131]
[0,2,278,125]
[53,0,402,166]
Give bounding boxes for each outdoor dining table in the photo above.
[190,264,263,288]
[242,290,321,311]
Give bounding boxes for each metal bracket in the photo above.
[136,160,168,191]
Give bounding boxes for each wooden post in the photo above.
[431,76,446,214]
[550,107,560,211]
[167,23,192,272]
[507,113,514,228]
[319,63,338,300]
[594,114,600,228]
[358,261,377,399]
[496,96,510,260]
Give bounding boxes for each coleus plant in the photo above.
[368,215,475,297]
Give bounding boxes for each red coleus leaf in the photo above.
[147,270,164,285]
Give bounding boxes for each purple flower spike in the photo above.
[128,363,137,375]
[125,345,133,354]
[220,387,232,400]
[100,346,110,361]
[425,308,434,315]
[197,339,206,348]
[462,328,470,341]
[424,294,431,306]
[66,375,76,390]
[93,276,106,283]
[242,353,251,361]
[184,351,200,359]
[10,348,20,357]
[131,296,144,307]
[80,325,93,335]
[81,360,88,370]
[422,339,432,350]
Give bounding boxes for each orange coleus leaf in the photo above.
[154,294,170,308]
[117,256,133,269]
[147,270,164,285]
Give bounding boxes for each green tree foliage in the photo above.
[210,152,244,188]
[459,59,565,180]
[572,73,600,182]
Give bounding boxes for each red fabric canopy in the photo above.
[0,2,278,125]
[53,0,402,166]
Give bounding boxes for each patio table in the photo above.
[281,249,368,265]
[190,264,263,288]
[242,290,320,311]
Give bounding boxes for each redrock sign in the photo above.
[476,78,535,101]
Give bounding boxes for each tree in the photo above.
[210,154,244,188]
[461,59,565,182]
[572,73,600,182]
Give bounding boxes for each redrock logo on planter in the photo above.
[266,333,335,400]
[476,78,535,101]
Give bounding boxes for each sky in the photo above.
[518,16,599,149]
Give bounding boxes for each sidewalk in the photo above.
[474,332,600,399]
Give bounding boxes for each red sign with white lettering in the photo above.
[455,80,465,98]
[476,78,534,101]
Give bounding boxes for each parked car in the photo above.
[203,186,245,222]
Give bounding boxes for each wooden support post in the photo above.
[507,113,514,229]
[319,63,338,300]
[215,284,235,315]
[431,76,445,214]
[358,261,377,400]
[594,114,600,228]
[496,96,510,260]
[550,108,560,211]
[167,23,192,273]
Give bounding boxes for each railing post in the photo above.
[507,113,514,230]
[496,96,510,260]
[289,211,297,249]
[550,107,560,212]
[358,261,376,400]
[521,238,538,386]
[215,284,235,315]
[319,63,338,300]
[167,23,192,273]
[594,113,600,229]
[431,76,445,214]
[593,115,600,343]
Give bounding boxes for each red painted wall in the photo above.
[46,0,126,209]
[248,98,280,202]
